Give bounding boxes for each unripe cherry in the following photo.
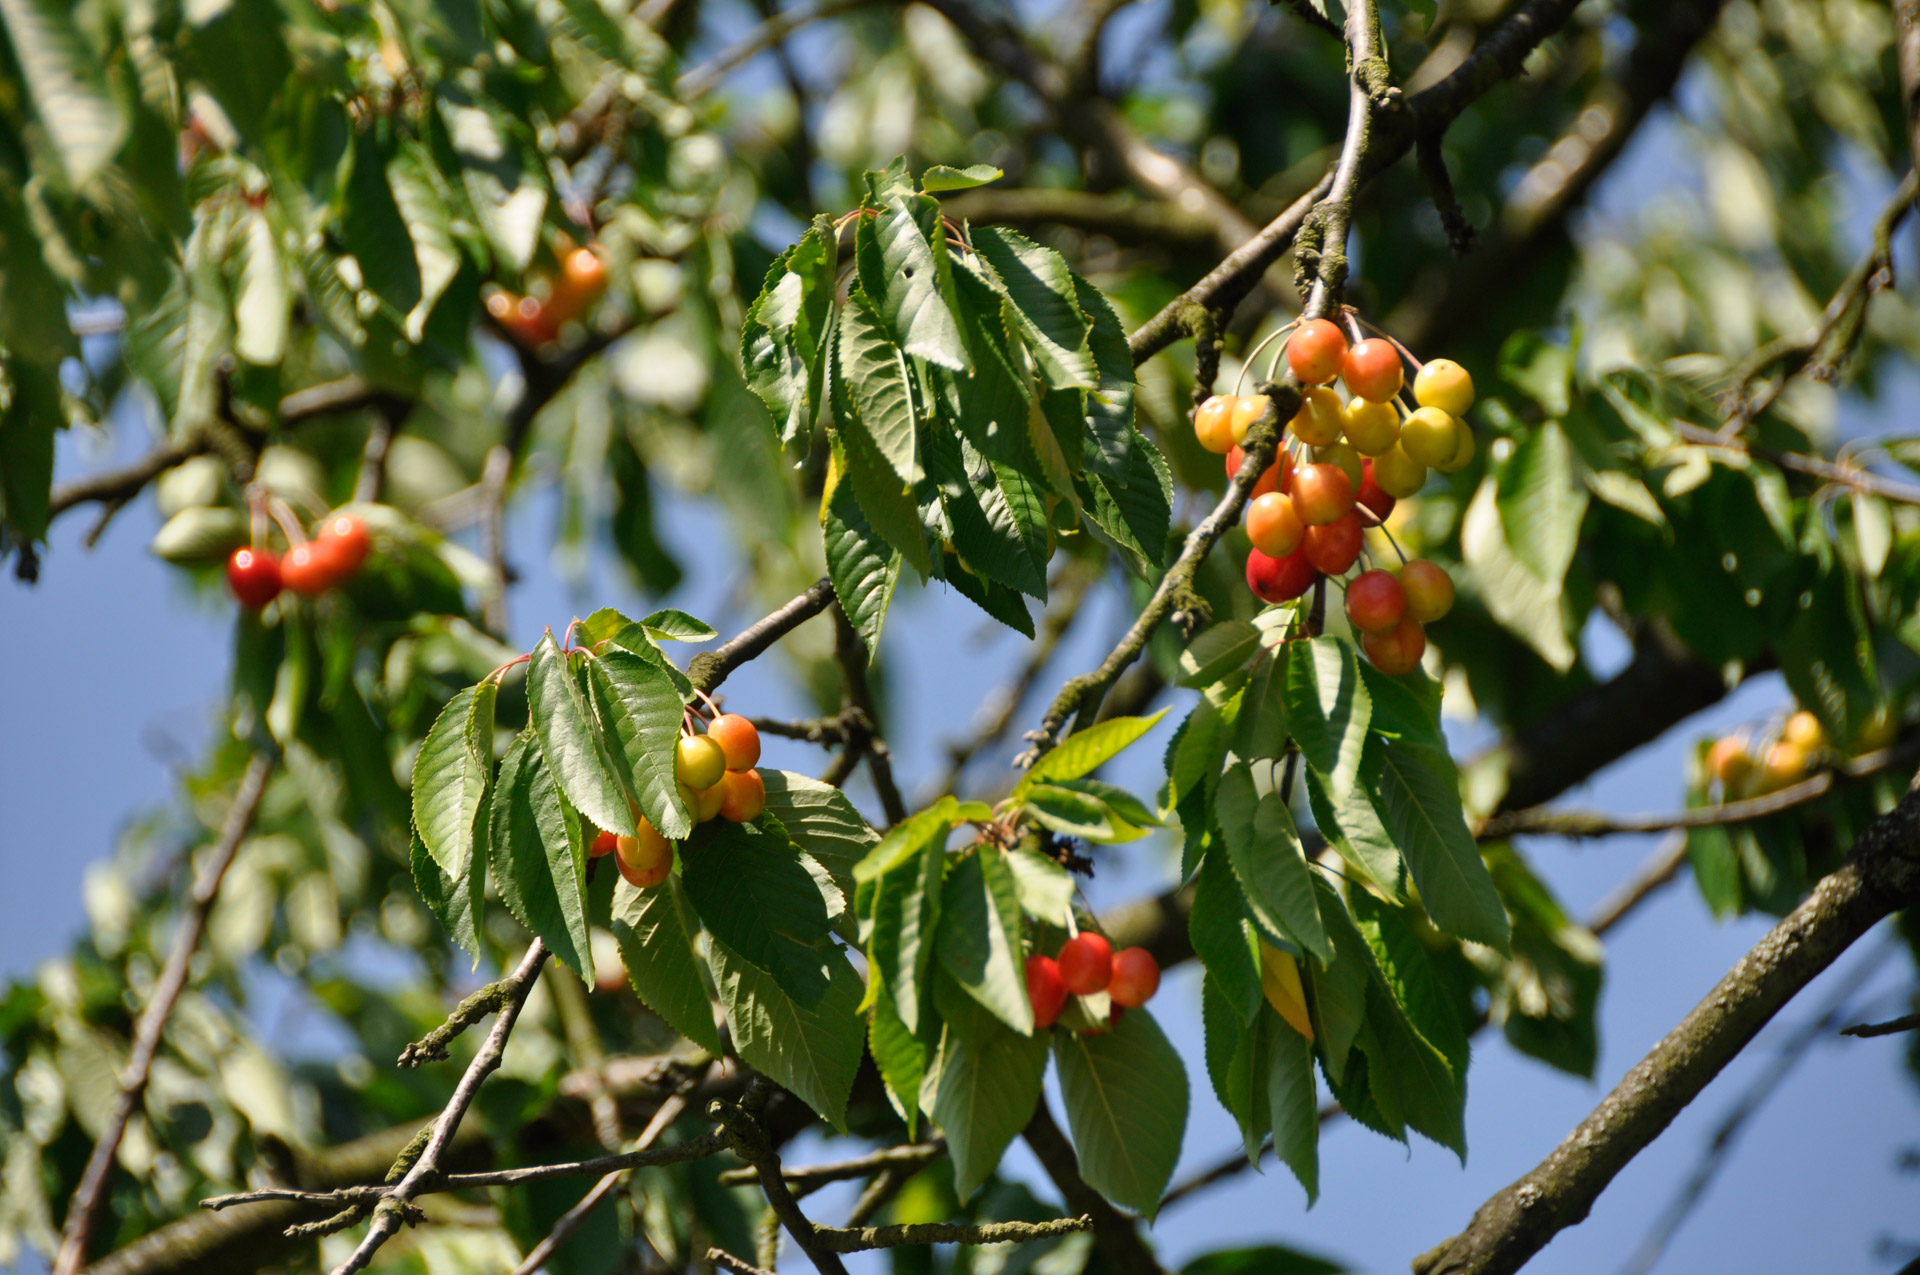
[676,735,727,791]
[1057,932,1113,995]
[1287,319,1348,385]
[1301,512,1363,576]
[1027,955,1068,1029]
[1194,395,1237,454]
[1291,463,1354,527]
[1361,616,1426,676]
[1288,387,1344,447]
[1225,446,1284,499]
[1247,547,1318,603]
[718,768,766,822]
[226,547,282,609]
[1228,394,1271,446]
[1707,736,1754,789]
[707,713,762,771]
[1439,423,1476,473]
[1355,459,1395,522]
[1345,569,1407,634]
[1760,740,1807,790]
[1371,445,1428,499]
[1107,948,1160,1008]
[1400,407,1462,468]
[1783,710,1825,753]
[1414,358,1474,416]
[1342,397,1401,456]
[1312,441,1362,492]
[1400,559,1455,622]
[1246,492,1306,558]
[682,780,724,823]
[1341,338,1404,403]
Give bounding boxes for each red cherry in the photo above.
[1225,446,1285,499]
[1026,954,1068,1029]
[226,547,282,609]
[281,540,345,596]
[1345,569,1407,634]
[1341,338,1405,403]
[1107,948,1160,1008]
[1287,319,1348,385]
[1057,933,1113,996]
[1247,547,1319,603]
[1301,512,1363,576]
[1246,492,1305,558]
[1290,462,1354,527]
[590,830,618,858]
[1356,458,1395,522]
[1361,616,1427,675]
[1401,560,1455,623]
[316,514,371,576]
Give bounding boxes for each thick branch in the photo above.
[54,751,275,1275]
[710,1099,850,1275]
[689,578,837,694]
[811,1216,1094,1252]
[1412,777,1920,1275]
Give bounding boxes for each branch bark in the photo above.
[1411,775,1920,1275]
[689,578,837,694]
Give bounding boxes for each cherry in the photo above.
[591,829,618,858]
[1291,462,1354,527]
[281,540,344,597]
[1026,954,1068,1029]
[1287,319,1347,385]
[1371,445,1428,499]
[1107,948,1160,1008]
[1226,445,1284,499]
[676,735,727,791]
[1057,933,1113,995]
[1400,559,1455,622]
[1288,387,1344,447]
[1313,441,1362,492]
[1361,616,1426,676]
[1400,407,1461,468]
[226,547,282,608]
[1439,424,1476,473]
[315,514,371,578]
[548,247,607,323]
[1246,491,1306,558]
[1247,547,1318,603]
[615,819,673,888]
[1341,338,1404,403]
[1783,710,1825,753]
[489,290,558,347]
[1194,395,1237,454]
[1228,394,1271,446]
[718,768,766,822]
[1707,736,1753,789]
[1760,740,1807,790]
[707,713,762,771]
[1413,358,1474,417]
[1355,459,1395,522]
[1301,511,1363,576]
[1345,569,1407,634]
[681,780,724,823]
[1342,397,1400,456]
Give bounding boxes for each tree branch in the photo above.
[832,605,908,825]
[719,1140,947,1192]
[710,1098,850,1275]
[676,0,875,99]
[1411,775,1920,1275]
[935,188,1218,252]
[811,1216,1094,1252]
[1840,1011,1920,1038]
[689,578,837,694]
[54,751,275,1275]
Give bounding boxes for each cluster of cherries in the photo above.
[1707,706,1895,800]
[590,712,765,888]
[1024,931,1161,1030]
[1193,317,1467,675]
[485,246,608,348]
[225,513,373,609]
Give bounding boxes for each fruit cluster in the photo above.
[1024,932,1161,1030]
[1195,317,1469,675]
[484,246,607,348]
[225,513,373,609]
[590,711,765,888]
[1706,705,1897,799]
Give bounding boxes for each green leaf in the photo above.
[0,176,77,366]
[1202,975,1269,1163]
[1284,637,1371,796]
[1215,762,1328,962]
[925,986,1048,1199]
[1024,782,1145,843]
[1497,421,1589,585]
[1179,622,1260,688]
[921,164,1004,192]
[444,96,546,272]
[760,770,877,910]
[586,650,692,839]
[1373,738,1511,951]
[1234,648,1290,765]
[386,145,462,341]
[856,193,967,371]
[0,0,124,183]
[1462,465,1580,671]
[1779,563,1878,748]
[341,131,423,319]
[681,818,841,1007]
[839,287,923,486]
[638,610,718,642]
[1264,1007,1319,1205]
[1005,848,1075,926]
[411,683,495,879]
[1484,845,1603,1077]
[1180,1245,1347,1275]
[709,936,865,1129]
[824,448,906,654]
[611,876,722,1053]
[487,733,594,979]
[743,220,837,447]
[1358,974,1465,1158]
[941,559,1035,636]
[1499,330,1574,417]
[232,208,289,365]
[967,227,1094,390]
[1306,893,1369,1084]
[0,358,61,541]
[1020,709,1169,791]
[1348,890,1471,1077]
[1053,1008,1189,1217]
[1189,849,1265,1024]
[411,829,482,962]
[1072,273,1145,489]
[936,848,1032,1033]
[869,988,929,1136]
[1301,755,1402,898]
[923,427,1047,597]
[855,798,960,884]
[868,812,946,1034]
[527,634,636,838]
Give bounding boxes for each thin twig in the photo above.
[832,604,908,824]
[53,751,275,1275]
[710,1099,851,1275]
[846,1164,916,1227]
[689,578,837,694]
[811,1216,1094,1252]
[719,1141,947,1190]
[710,1248,778,1275]
[1840,1011,1920,1038]
[1584,833,1692,937]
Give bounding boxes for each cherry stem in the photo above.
[1353,501,1412,565]
[690,686,722,717]
[487,653,533,685]
[266,496,307,546]
[1235,320,1299,398]
[247,487,269,551]
[1352,312,1426,372]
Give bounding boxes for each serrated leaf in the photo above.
[341,131,423,318]
[1024,782,1137,842]
[1302,755,1402,898]
[681,817,840,1007]
[1072,273,1138,486]
[936,848,1032,1033]
[611,876,722,1053]
[1005,848,1075,926]
[743,221,837,447]
[856,193,967,371]
[1054,1008,1189,1217]
[1179,622,1260,687]
[1202,975,1269,1163]
[0,0,124,183]
[1235,648,1290,765]
[387,145,462,341]
[638,609,718,641]
[923,424,1045,597]
[411,684,494,878]
[411,829,482,962]
[926,986,1048,1199]
[921,163,1003,192]
[1307,888,1369,1084]
[825,451,905,655]
[1215,763,1328,962]
[487,733,594,979]
[870,988,929,1137]
[968,226,1094,390]
[1348,890,1471,1076]
[1373,738,1510,951]
[868,812,945,1033]
[1020,709,1169,792]
[839,287,922,485]
[1284,637,1371,796]
[0,175,77,367]
[1190,849,1264,1024]
[586,650,692,839]
[528,634,636,838]
[1265,1008,1320,1205]
[709,936,864,1129]
[761,770,877,908]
